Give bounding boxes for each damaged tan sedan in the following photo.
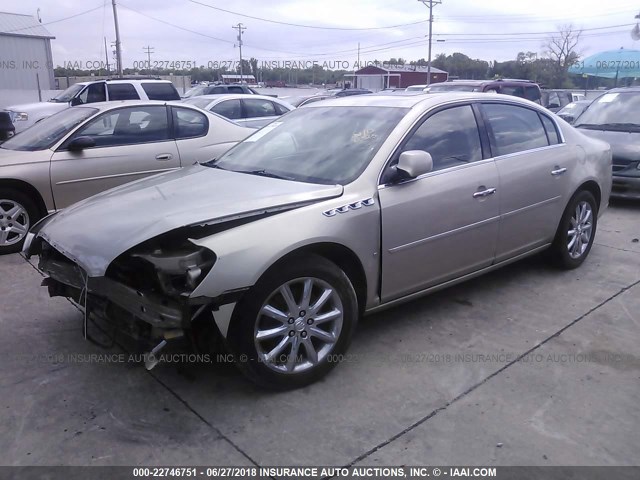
[25,93,612,389]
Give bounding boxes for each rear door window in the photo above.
[141,82,180,100]
[210,99,242,120]
[482,103,549,156]
[172,107,208,139]
[107,83,140,100]
[540,114,561,145]
[499,86,525,98]
[243,99,277,118]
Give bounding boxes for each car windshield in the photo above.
[182,85,207,98]
[0,107,97,151]
[574,92,640,130]
[49,84,85,103]
[428,84,478,92]
[405,86,426,91]
[182,97,213,109]
[211,106,408,184]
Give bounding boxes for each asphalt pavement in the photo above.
[0,200,639,470]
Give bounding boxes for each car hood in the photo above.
[0,147,42,165]
[576,128,640,165]
[5,101,68,114]
[36,164,343,276]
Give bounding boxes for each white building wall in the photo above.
[0,35,54,90]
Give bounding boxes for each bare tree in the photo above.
[544,24,582,87]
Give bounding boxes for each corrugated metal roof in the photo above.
[0,11,55,38]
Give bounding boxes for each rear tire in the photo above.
[0,189,41,255]
[549,190,598,269]
[228,254,358,390]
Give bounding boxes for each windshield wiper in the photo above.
[238,169,296,181]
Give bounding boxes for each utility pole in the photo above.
[111,0,123,77]
[143,45,154,71]
[418,0,442,86]
[232,23,246,83]
[104,37,110,74]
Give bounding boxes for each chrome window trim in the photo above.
[491,142,566,161]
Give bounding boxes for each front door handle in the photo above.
[551,167,567,176]
[155,153,173,161]
[473,187,497,199]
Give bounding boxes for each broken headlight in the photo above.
[108,240,216,297]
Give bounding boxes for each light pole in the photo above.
[418,0,442,86]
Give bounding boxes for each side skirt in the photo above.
[365,243,551,316]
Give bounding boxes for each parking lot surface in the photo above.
[0,201,639,468]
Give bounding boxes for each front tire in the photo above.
[549,190,598,269]
[0,189,40,255]
[228,254,358,390]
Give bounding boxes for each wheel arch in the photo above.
[261,242,368,316]
[577,180,602,212]
[0,179,48,217]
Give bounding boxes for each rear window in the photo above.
[540,114,560,145]
[107,83,140,100]
[141,82,180,101]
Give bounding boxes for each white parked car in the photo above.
[5,79,181,134]
[182,94,294,128]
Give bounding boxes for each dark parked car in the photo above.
[0,111,15,141]
[427,79,542,104]
[333,88,372,97]
[574,87,640,199]
[289,89,372,107]
[541,90,587,112]
[556,100,592,124]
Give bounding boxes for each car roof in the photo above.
[303,92,544,110]
[607,86,640,93]
[187,94,291,104]
[75,79,173,86]
[71,100,201,111]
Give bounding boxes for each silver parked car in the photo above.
[182,94,294,128]
[0,101,253,253]
[25,93,611,389]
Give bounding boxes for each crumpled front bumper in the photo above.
[35,240,210,333]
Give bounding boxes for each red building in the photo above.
[347,64,448,90]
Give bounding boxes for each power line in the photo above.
[1,4,104,34]
[434,23,635,37]
[188,0,429,30]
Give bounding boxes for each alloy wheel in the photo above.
[567,200,593,259]
[0,199,30,247]
[254,277,344,374]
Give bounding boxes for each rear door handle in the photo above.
[551,167,567,176]
[155,153,173,161]
[473,187,497,198]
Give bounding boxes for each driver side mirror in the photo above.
[67,136,96,152]
[395,150,433,180]
[70,97,82,106]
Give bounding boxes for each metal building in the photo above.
[347,64,449,91]
[0,12,55,91]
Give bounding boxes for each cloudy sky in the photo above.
[3,0,640,69]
